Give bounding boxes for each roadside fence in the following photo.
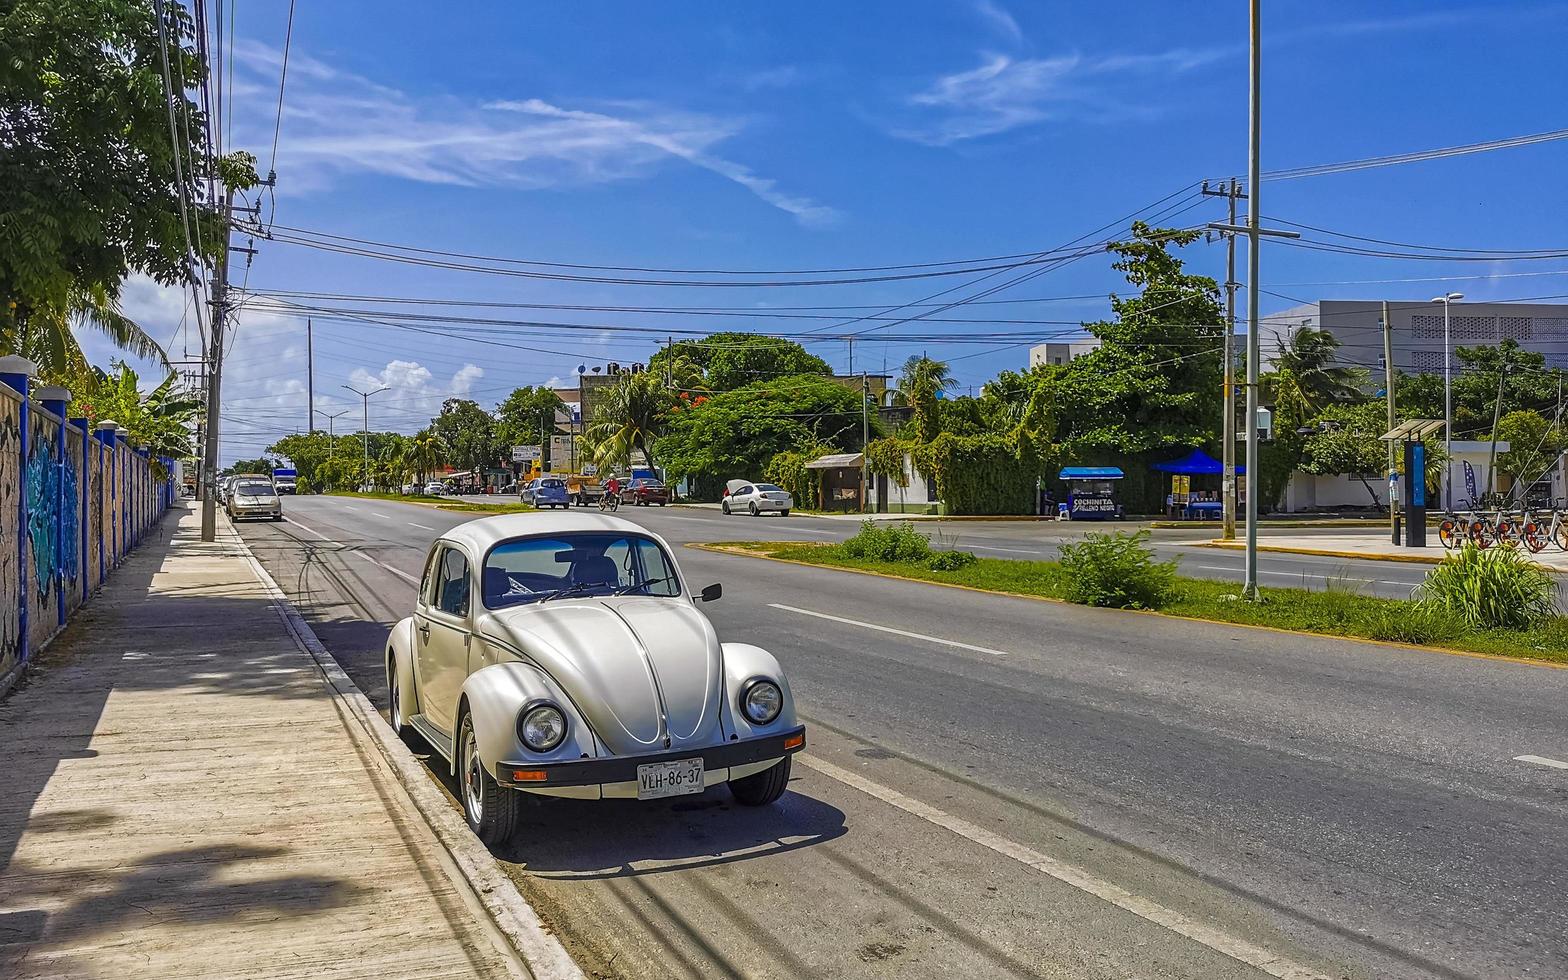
[0,356,176,697]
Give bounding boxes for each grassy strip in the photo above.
[713,541,1568,667]
[325,490,537,514]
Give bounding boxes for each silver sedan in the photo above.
[226,479,282,521]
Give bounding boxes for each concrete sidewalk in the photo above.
[1206,532,1568,570]
[0,503,523,979]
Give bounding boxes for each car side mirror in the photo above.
[699,583,723,603]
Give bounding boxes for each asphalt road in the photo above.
[236,495,1568,979]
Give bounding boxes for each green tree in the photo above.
[653,374,872,496]
[652,333,830,392]
[1272,327,1367,413]
[581,371,678,473]
[495,385,564,466]
[1,0,257,368]
[1299,402,1390,509]
[431,398,499,475]
[402,428,448,484]
[228,457,275,476]
[1494,410,1563,489]
[81,363,202,458]
[895,355,953,443]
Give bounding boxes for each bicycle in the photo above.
[1438,498,1485,550]
[597,490,620,513]
[1522,499,1568,553]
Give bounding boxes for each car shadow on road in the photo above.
[494,784,848,881]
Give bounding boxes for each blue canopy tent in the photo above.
[1152,449,1238,518]
[1151,449,1243,475]
[1057,466,1124,520]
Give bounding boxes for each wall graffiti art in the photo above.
[26,423,58,601]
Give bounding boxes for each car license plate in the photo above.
[637,758,704,800]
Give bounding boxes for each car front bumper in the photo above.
[230,503,281,519]
[495,725,805,797]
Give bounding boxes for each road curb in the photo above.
[227,514,585,980]
[1197,540,1448,565]
[688,543,1568,672]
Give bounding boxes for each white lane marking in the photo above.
[799,754,1328,980]
[354,550,421,585]
[1515,754,1568,770]
[767,603,1009,657]
[663,515,721,523]
[971,544,1046,555]
[371,511,393,520]
[342,504,360,511]
[284,517,332,541]
[1188,565,1409,588]
[408,522,436,531]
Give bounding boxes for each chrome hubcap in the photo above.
[462,727,483,823]
[390,675,400,729]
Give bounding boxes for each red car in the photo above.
[620,478,670,506]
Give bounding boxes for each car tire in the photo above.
[749,502,759,517]
[387,652,410,736]
[721,500,730,514]
[781,509,790,517]
[729,756,791,806]
[458,711,520,846]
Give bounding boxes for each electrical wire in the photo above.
[1230,127,1568,183]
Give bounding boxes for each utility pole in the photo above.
[848,338,855,377]
[1431,292,1464,508]
[306,318,314,433]
[1207,0,1299,599]
[342,383,388,491]
[199,186,235,543]
[1382,301,1397,537]
[1486,360,1509,498]
[861,373,871,514]
[1202,179,1246,540]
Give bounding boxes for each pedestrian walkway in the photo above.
[1207,531,1568,571]
[0,503,522,979]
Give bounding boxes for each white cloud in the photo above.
[234,41,836,225]
[973,0,1022,44]
[344,359,488,426]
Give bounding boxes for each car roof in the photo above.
[437,512,651,555]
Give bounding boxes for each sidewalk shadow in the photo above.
[496,785,847,880]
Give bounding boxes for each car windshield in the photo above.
[541,479,566,488]
[483,532,681,608]
[237,482,274,496]
[756,484,784,493]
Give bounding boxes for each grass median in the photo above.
[704,539,1568,666]
[324,490,537,514]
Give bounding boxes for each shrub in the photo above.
[1413,543,1559,631]
[1057,529,1178,609]
[1364,604,1466,645]
[840,521,931,563]
[927,549,977,572]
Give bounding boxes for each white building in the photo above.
[1280,440,1511,513]
[1029,340,1100,368]
[1264,299,1568,373]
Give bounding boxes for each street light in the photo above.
[1431,292,1464,508]
[342,384,389,491]
[320,409,350,463]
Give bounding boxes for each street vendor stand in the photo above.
[1152,449,1241,520]
[1057,467,1124,520]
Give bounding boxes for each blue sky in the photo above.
[92,1,1568,462]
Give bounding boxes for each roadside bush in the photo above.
[927,549,977,572]
[1057,529,1178,609]
[840,521,931,563]
[1413,543,1559,631]
[1364,604,1466,645]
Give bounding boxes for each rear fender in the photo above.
[459,661,597,779]
[387,617,419,724]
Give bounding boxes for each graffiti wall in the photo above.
[0,389,20,688]
[27,406,62,652]
[87,437,102,594]
[64,423,84,613]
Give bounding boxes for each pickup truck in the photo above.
[563,474,605,507]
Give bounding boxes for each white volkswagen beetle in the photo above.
[387,513,805,844]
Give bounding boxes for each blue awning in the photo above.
[1059,466,1124,480]
[1151,448,1244,476]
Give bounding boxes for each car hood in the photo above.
[478,597,723,755]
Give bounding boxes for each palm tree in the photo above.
[403,429,448,484]
[896,355,953,443]
[581,372,676,472]
[19,284,169,376]
[81,364,201,458]
[1273,327,1365,413]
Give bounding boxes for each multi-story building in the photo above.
[1028,340,1100,368]
[1264,299,1568,373]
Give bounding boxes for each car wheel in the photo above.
[387,653,409,735]
[721,500,730,515]
[781,509,790,517]
[458,711,520,846]
[749,502,759,517]
[729,756,791,806]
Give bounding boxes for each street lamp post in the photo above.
[321,409,350,463]
[342,384,389,491]
[1431,292,1464,508]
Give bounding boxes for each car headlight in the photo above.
[741,680,782,725]
[517,702,567,752]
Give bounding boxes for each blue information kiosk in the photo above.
[1381,419,1445,548]
[1058,466,1125,520]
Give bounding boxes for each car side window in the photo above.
[737,485,753,496]
[419,546,441,608]
[436,547,471,618]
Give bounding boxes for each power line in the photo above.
[266,0,296,182]
[1225,127,1568,183]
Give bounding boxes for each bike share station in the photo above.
[1381,419,1445,548]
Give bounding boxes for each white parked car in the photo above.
[386,513,804,844]
[722,482,793,516]
[423,482,445,495]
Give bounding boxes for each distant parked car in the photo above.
[522,477,570,509]
[401,483,417,495]
[620,478,670,507]
[722,482,792,517]
[424,482,445,496]
[227,478,282,521]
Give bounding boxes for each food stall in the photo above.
[1057,466,1124,520]
[1152,449,1241,520]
